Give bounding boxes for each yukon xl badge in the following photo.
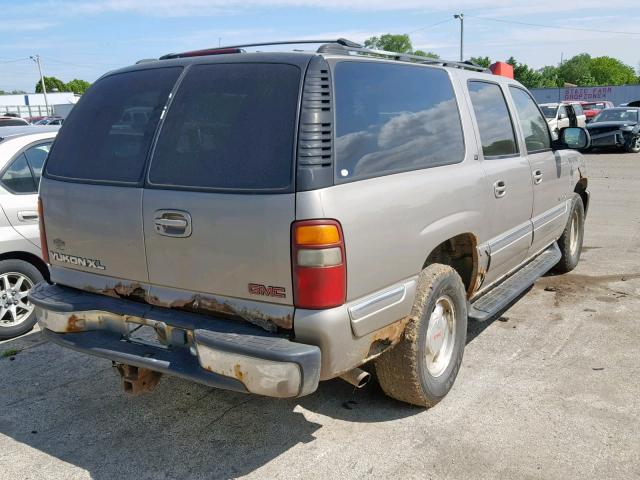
[51,251,106,270]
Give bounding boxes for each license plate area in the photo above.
[123,320,190,350]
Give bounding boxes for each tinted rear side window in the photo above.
[45,67,181,183]
[334,62,464,182]
[468,81,518,158]
[148,63,300,191]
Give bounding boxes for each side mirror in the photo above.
[555,127,591,150]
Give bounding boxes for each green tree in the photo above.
[557,53,592,85]
[469,56,491,68]
[65,78,91,94]
[507,57,543,89]
[364,33,438,58]
[589,56,637,85]
[35,76,68,93]
[538,66,562,87]
[413,50,439,59]
[364,34,412,53]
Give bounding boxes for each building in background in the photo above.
[530,84,640,106]
[0,92,79,120]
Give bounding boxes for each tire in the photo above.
[625,135,640,153]
[554,194,585,274]
[375,264,468,407]
[0,259,44,340]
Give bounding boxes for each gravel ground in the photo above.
[1,151,638,480]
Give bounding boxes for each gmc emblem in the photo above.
[248,283,286,298]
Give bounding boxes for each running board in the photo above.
[468,243,561,322]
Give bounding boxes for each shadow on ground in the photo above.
[0,330,425,479]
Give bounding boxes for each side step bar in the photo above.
[468,243,561,322]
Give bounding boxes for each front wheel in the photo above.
[375,264,467,407]
[554,194,585,274]
[0,260,44,339]
[625,135,640,153]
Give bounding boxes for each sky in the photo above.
[1,0,640,93]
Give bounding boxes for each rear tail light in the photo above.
[37,197,49,264]
[292,220,346,309]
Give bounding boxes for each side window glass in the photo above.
[1,154,37,193]
[23,142,52,185]
[334,62,465,182]
[509,87,552,153]
[558,106,567,118]
[467,81,518,158]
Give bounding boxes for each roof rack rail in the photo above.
[159,38,487,72]
[160,38,362,60]
[317,42,488,72]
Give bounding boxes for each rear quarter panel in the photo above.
[296,68,489,303]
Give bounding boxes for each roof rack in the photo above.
[316,41,488,72]
[160,39,361,60]
[159,38,488,72]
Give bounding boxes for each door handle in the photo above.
[533,170,543,184]
[494,180,507,198]
[154,218,187,229]
[17,210,38,222]
[153,210,192,238]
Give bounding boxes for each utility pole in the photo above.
[30,54,49,115]
[454,13,464,61]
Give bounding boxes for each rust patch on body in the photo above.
[150,293,292,332]
[233,364,246,382]
[366,317,410,359]
[86,282,148,303]
[85,281,293,332]
[66,314,86,332]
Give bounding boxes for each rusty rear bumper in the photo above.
[30,283,321,398]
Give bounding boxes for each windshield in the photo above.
[539,105,558,119]
[592,109,638,123]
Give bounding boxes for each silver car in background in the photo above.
[0,126,58,338]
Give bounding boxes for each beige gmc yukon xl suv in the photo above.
[30,40,591,406]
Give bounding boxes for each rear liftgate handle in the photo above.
[494,180,507,198]
[153,210,192,238]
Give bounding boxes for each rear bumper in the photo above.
[30,283,320,398]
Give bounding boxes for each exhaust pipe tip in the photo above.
[339,367,371,389]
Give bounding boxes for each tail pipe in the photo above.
[339,367,371,388]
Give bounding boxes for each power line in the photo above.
[465,14,640,36]
[407,18,454,34]
[0,57,30,64]
[46,57,120,68]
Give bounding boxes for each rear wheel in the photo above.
[375,264,467,407]
[0,260,44,339]
[625,135,640,153]
[554,194,585,274]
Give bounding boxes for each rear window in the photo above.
[45,67,181,183]
[334,62,464,182]
[147,63,300,191]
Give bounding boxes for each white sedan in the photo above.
[0,125,58,339]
